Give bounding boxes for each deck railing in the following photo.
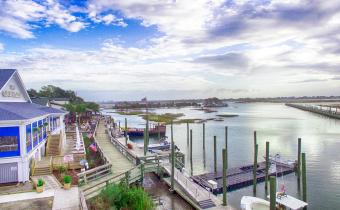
[77,163,113,186]
[51,153,86,170]
[79,188,88,210]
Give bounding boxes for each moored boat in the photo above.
[241,196,270,210]
[125,124,166,137]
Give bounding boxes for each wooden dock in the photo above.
[192,161,295,194]
[95,120,135,175]
[286,103,340,119]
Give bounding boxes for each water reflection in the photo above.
[104,103,340,209]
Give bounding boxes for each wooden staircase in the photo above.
[46,134,61,156]
[33,157,52,176]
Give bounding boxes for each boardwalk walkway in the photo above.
[80,119,135,199]
[96,120,134,175]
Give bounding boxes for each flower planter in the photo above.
[36,185,44,193]
[64,182,71,190]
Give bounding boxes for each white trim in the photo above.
[0,70,15,93]
[13,70,32,103]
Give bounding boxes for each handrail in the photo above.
[79,188,88,210]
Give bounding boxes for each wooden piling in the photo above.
[298,138,301,183]
[124,118,128,145]
[146,117,149,148]
[143,128,147,156]
[140,163,144,184]
[253,131,257,195]
[225,126,228,149]
[187,122,189,146]
[265,141,269,193]
[190,129,193,176]
[222,148,227,206]
[171,121,175,191]
[302,153,307,209]
[214,136,217,173]
[203,123,206,168]
[158,123,161,141]
[270,176,276,210]
[253,144,258,195]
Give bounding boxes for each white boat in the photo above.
[269,154,296,168]
[241,196,270,210]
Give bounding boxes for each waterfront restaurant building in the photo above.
[0,69,66,183]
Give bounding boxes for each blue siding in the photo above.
[0,126,20,157]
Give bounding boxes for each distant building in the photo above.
[202,97,228,107]
[0,69,66,184]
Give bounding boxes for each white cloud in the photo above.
[0,0,85,38]
[0,43,3,52]
[1,0,340,100]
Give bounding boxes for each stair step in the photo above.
[198,199,216,209]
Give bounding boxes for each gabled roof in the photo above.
[31,97,50,106]
[0,102,66,121]
[0,69,16,90]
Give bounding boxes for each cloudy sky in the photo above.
[0,0,340,101]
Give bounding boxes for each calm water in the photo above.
[103,103,340,210]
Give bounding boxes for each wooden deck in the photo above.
[95,119,134,175]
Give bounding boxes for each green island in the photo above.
[216,114,239,117]
[115,111,145,115]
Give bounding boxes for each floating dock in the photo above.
[192,161,295,194]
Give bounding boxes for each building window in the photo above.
[0,136,18,152]
[0,126,20,157]
[26,124,32,152]
[33,123,38,147]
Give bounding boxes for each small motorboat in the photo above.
[148,140,170,151]
[241,196,270,210]
[268,154,296,168]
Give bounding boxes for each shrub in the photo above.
[92,182,154,210]
[58,165,67,174]
[64,175,72,184]
[37,178,44,187]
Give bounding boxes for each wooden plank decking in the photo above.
[95,120,134,175]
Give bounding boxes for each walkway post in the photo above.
[222,148,227,206]
[190,129,193,176]
[171,121,175,191]
[214,136,217,173]
[203,123,206,168]
[298,138,302,187]
[302,153,307,209]
[118,121,120,131]
[265,141,270,193]
[270,176,276,210]
[124,118,127,145]
[187,122,189,146]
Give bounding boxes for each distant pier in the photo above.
[192,161,295,194]
[286,103,340,119]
